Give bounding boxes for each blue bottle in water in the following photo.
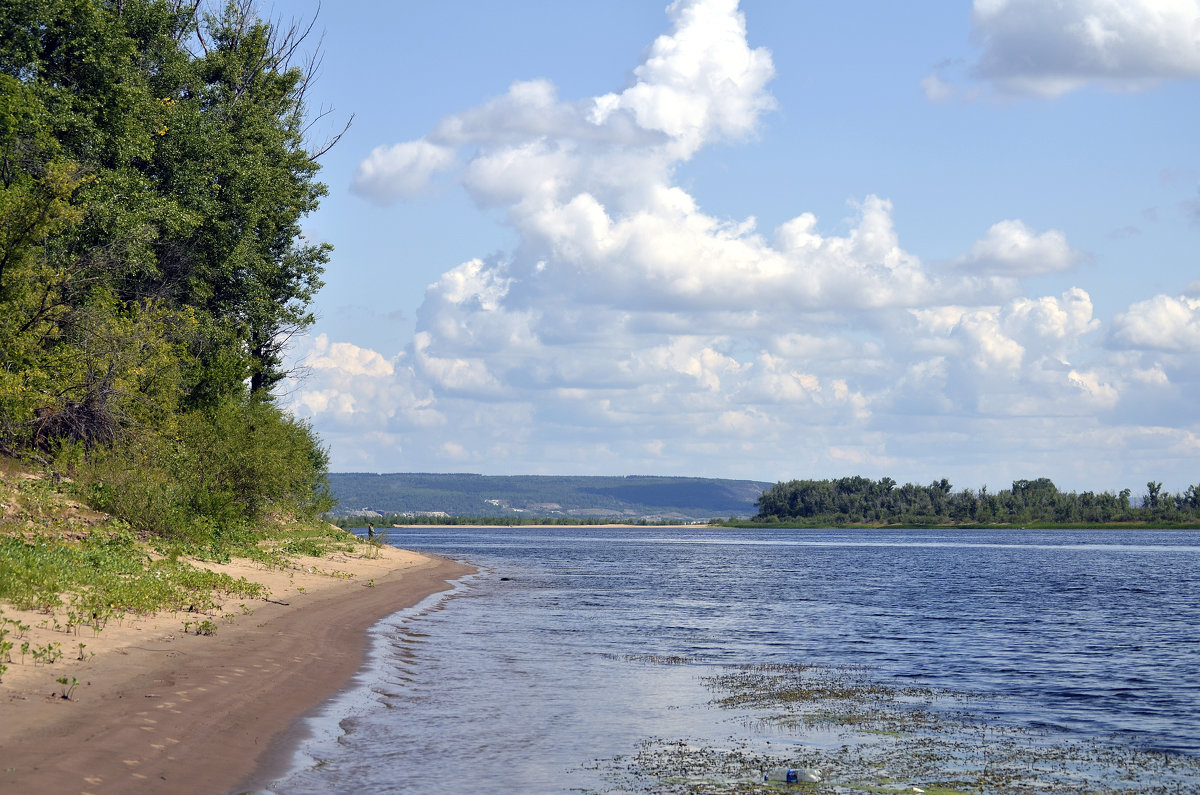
[764,766,821,783]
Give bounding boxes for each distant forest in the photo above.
[329,515,657,528]
[326,473,770,521]
[754,476,1200,526]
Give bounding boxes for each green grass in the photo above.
[0,528,268,620]
[0,462,367,627]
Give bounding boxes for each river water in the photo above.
[260,527,1200,793]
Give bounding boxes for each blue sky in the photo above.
[273,0,1200,494]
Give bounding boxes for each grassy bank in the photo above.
[0,459,378,685]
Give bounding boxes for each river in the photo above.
[261,526,1200,793]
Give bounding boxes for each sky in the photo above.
[270,0,1200,494]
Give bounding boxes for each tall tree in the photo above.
[0,0,337,453]
[143,1,331,397]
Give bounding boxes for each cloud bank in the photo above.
[293,0,1199,490]
[927,0,1200,99]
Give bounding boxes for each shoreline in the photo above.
[236,579,473,793]
[0,545,473,795]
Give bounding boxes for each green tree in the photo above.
[142,2,331,398]
[0,0,340,543]
[1144,481,1162,511]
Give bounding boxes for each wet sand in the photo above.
[0,544,472,795]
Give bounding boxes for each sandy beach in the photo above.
[0,543,472,795]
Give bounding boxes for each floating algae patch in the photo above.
[603,652,701,666]
[591,737,834,795]
[588,662,1200,794]
[706,664,962,723]
[705,664,976,747]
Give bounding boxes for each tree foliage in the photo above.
[755,476,1200,526]
[0,0,335,540]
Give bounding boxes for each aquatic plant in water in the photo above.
[592,662,1200,794]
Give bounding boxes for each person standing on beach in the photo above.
[367,523,375,540]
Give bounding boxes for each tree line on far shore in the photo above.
[329,477,1200,528]
[754,476,1200,526]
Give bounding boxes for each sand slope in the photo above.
[0,544,472,795]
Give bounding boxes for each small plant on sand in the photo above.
[55,676,79,700]
[31,641,62,665]
[87,607,114,636]
[5,617,30,638]
[193,619,217,636]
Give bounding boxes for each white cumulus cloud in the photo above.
[293,0,1200,486]
[969,0,1200,97]
[589,0,776,158]
[957,220,1083,276]
[352,140,457,204]
[1110,294,1200,351]
[305,334,395,378]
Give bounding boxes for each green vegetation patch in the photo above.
[0,468,357,627]
[591,662,1200,794]
[0,526,266,621]
[752,476,1200,527]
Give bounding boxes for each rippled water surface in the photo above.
[266,527,1200,793]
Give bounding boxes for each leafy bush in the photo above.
[76,395,333,550]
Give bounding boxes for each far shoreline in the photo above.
[352,521,1200,530]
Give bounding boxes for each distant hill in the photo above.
[326,473,772,521]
